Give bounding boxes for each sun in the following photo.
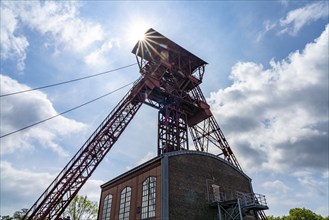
[131,25,147,42]
[125,19,150,45]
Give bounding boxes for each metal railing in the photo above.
[208,184,267,208]
[236,192,267,208]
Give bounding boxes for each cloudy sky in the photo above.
[0,0,328,218]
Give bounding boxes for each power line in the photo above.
[0,81,134,139]
[0,63,137,97]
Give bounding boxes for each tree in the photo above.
[13,208,28,220]
[62,195,98,220]
[289,208,325,220]
[267,216,281,220]
[267,208,329,220]
[0,216,13,220]
[0,208,28,220]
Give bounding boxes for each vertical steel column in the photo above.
[157,105,188,155]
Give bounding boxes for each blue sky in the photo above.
[0,0,328,218]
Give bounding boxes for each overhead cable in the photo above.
[0,81,134,139]
[0,63,137,97]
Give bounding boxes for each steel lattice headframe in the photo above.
[23,28,266,220]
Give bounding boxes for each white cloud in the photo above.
[257,20,276,42]
[0,160,101,216]
[293,171,328,197]
[0,161,55,215]
[217,28,329,212]
[15,1,104,52]
[279,1,328,36]
[21,2,101,50]
[257,2,328,40]
[209,24,329,173]
[0,1,116,71]
[0,5,29,72]
[79,179,104,202]
[84,39,120,66]
[261,175,328,216]
[0,74,86,157]
[266,196,302,209]
[262,180,290,194]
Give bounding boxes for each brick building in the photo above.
[97,151,268,220]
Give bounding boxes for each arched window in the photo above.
[141,177,156,219]
[102,194,112,220]
[119,187,131,220]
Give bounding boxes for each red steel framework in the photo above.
[24,28,264,219]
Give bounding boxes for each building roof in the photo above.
[100,150,251,189]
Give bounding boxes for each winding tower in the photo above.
[25,28,268,220]
[131,28,241,165]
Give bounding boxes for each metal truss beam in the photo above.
[25,76,153,220]
[158,105,188,155]
[189,116,242,170]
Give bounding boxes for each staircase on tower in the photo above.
[208,183,269,220]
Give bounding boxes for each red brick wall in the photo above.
[98,160,161,220]
[168,153,252,220]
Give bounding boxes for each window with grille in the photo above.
[141,177,156,219]
[102,194,112,220]
[119,187,131,220]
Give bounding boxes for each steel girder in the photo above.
[158,105,189,155]
[25,76,153,220]
[189,116,242,170]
